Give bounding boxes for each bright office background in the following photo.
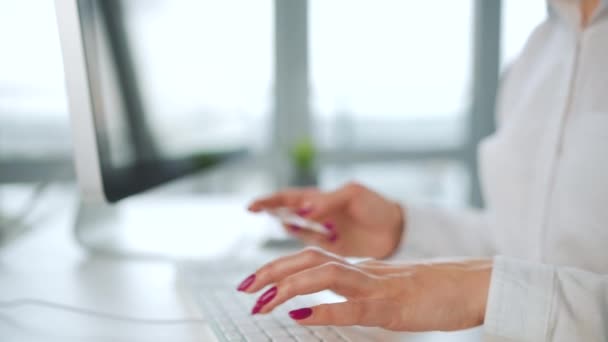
[0,1,547,212]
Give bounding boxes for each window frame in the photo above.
[274,0,502,207]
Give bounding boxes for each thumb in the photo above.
[307,183,361,221]
[289,300,393,328]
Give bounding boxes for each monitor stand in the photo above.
[73,193,295,261]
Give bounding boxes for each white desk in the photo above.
[0,187,482,341]
[0,187,216,341]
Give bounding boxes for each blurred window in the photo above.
[0,0,549,205]
[0,0,70,160]
[321,161,468,207]
[311,0,547,204]
[311,1,472,151]
[310,1,472,204]
[121,0,273,156]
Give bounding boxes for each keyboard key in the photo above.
[295,336,321,342]
[287,327,312,336]
[266,328,291,338]
[252,315,275,323]
[236,321,259,329]
[189,286,359,342]
[257,321,281,329]
[224,332,244,340]
[227,335,246,341]
[219,324,238,333]
[313,330,343,341]
[244,333,271,342]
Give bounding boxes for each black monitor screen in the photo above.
[77,0,265,201]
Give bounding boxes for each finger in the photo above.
[240,247,344,293]
[289,300,392,328]
[248,192,299,212]
[284,223,338,247]
[254,262,376,314]
[304,183,362,221]
[248,188,318,212]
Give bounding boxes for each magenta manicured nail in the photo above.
[329,233,338,243]
[289,308,313,320]
[288,224,302,231]
[251,303,262,315]
[256,286,277,305]
[237,274,256,291]
[251,286,277,315]
[297,207,313,216]
[323,222,337,242]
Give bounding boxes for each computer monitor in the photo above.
[55,0,246,204]
[54,0,267,259]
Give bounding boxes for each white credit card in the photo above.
[266,207,331,236]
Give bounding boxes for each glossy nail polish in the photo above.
[329,233,338,243]
[251,303,263,315]
[288,224,302,231]
[237,274,256,291]
[324,222,338,242]
[256,286,277,305]
[251,286,278,315]
[289,308,313,320]
[297,207,313,216]
[323,222,335,231]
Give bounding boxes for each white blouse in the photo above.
[398,0,608,340]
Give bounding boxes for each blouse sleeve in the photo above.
[484,255,608,341]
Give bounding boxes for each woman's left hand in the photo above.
[237,247,493,332]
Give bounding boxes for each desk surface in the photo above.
[0,186,218,341]
[0,186,482,341]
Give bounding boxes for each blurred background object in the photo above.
[0,0,72,182]
[289,138,317,186]
[0,0,547,238]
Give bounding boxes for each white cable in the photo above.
[0,299,208,325]
[0,182,48,234]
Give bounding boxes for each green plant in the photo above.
[290,138,316,172]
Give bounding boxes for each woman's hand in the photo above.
[237,247,493,332]
[248,182,404,259]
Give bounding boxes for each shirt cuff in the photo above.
[389,204,443,259]
[484,255,556,341]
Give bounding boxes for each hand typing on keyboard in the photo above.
[247,183,404,259]
[237,247,493,332]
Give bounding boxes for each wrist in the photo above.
[471,259,493,325]
[383,201,405,259]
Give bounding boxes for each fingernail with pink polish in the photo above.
[237,274,256,291]
[288,224,302,232]
[329,233,338,243]
[251,286,277,314]
[256,286,277,305]
[251,303,263,315]
[323,222,338,242]
[297,207,313,217]
[289,308,313,320]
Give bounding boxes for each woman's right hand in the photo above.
[248,182,405,259]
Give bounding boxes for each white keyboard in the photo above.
[178,261,352,342]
